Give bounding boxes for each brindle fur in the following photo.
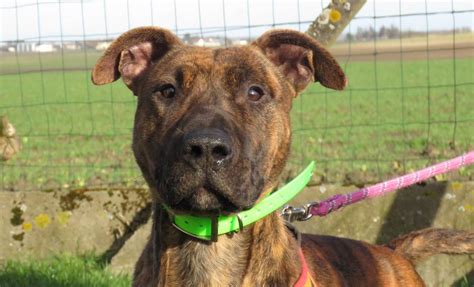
[92,27,474,287]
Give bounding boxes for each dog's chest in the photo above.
[163,236,250,287]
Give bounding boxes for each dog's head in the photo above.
[92,27,346,215]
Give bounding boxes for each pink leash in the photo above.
[282,151,474,222]
[284,151,474,286]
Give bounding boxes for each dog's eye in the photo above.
[247,86,265,102]
[156,84,176,99]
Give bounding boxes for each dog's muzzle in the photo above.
[181,128,233,168]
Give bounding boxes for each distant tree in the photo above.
[183,33,191,44]
[345,33,354,42]
[343,24,470,43]
[378,26,386,39]
[368,26,376,40]
[386,25,400,39]
[355,27,366,41]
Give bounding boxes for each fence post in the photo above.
[306,0,366,47]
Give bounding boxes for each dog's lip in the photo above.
[200,183,243,209]
[164,183,243,215]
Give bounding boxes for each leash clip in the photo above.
[281,202,318,222]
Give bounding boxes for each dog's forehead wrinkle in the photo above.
[152,47,214,79]
[151,47,279,108]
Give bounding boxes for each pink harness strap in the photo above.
[310,151,474,217]
[294,249,316,287]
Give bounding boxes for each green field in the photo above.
[0,254,131,287]
[0,254,470,287]
[0,52,473,191]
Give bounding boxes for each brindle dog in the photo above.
[92,27,474,287]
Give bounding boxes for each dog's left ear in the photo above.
[254,29,347,93]
[91,27,182,93]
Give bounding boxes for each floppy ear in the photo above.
[254,29,347,93]
[91,26,182,93]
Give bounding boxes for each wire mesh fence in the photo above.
[0,0,473,192]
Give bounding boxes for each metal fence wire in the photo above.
[0,0,473,192]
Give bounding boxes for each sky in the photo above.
[0,0,472,42]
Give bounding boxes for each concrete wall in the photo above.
[1,181,473,286]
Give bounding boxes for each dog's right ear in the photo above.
[254,29,347,93]
[91,27,182,93]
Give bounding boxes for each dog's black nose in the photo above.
[182,129,233,165]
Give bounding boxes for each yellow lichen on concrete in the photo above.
[34,213,51,229]
[56,211,72,225]
[22,222,33,232]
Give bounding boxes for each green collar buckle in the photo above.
[163,161,315,241]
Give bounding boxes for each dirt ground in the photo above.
[330,34,473,61]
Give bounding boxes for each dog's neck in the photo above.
[149,203,302,287]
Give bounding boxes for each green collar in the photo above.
[163,161,315,241]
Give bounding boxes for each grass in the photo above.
[0,254,131,287]
[290,57,474,182]
[0,255,470,287]
[458,275,474,287]
[0,52,473,190]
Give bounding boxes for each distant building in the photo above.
[232,39,249,46]
[192,37,221,48]
[184,35,249,47]
[34,44,56,53]
[13,42,36,53]
[62,42,80,51]
[95,42,111,51]
[0,36,252,54]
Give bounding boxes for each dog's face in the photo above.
[92,27,346,215]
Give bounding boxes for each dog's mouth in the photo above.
[155,148,263,216]
[172,184,241,215]
[159,176,248,215]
